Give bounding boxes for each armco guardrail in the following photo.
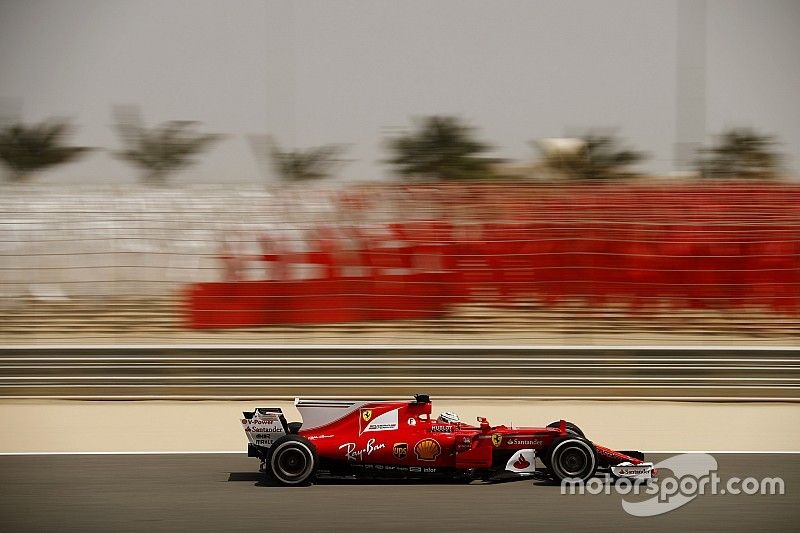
[1,345,798,400]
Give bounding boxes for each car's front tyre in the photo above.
[547,437,598,483]
[266,435,318,486]
[541,421,586,471]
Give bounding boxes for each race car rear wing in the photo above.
[241,407,288,450]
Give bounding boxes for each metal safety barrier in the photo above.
[1,345,798,400]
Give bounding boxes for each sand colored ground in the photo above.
[1,399,797,454]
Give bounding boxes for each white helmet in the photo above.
[437,411,460,424]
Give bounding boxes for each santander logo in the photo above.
[513,453,531,469]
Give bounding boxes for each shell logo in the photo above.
[414,438,441,461]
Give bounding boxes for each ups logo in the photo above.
[492,434,503,447]
[393,443,408,460]
[361,409,372,423]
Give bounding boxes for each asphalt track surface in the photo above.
[0,454,797,532]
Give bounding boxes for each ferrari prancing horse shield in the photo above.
[362,409,372,423]
[492,434,503,447]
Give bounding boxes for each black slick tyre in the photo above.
[266,434,317,486]
[547,437,598,482]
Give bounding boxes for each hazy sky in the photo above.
[0,0,798,184]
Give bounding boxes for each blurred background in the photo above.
[0,0,798,345]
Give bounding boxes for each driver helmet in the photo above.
[437,411,460,424]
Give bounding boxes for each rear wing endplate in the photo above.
[241,407,288,448]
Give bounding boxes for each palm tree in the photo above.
[537,133,646,180]
[696,128,780,179]
[251,136,346,182]
[113,106,221,184]
[0,119,91,181]
[385,116,500,180]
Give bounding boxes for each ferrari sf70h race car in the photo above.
[241,395,654,485]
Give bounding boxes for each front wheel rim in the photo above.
[559,447,589,476]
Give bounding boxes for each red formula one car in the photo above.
[241,395,654,485]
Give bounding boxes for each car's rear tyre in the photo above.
[546,421,585,438]
[266,435,317,486]
[547,437,598,482]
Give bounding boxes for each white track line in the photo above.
[0,387,800,396]
[647,451,800,454]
